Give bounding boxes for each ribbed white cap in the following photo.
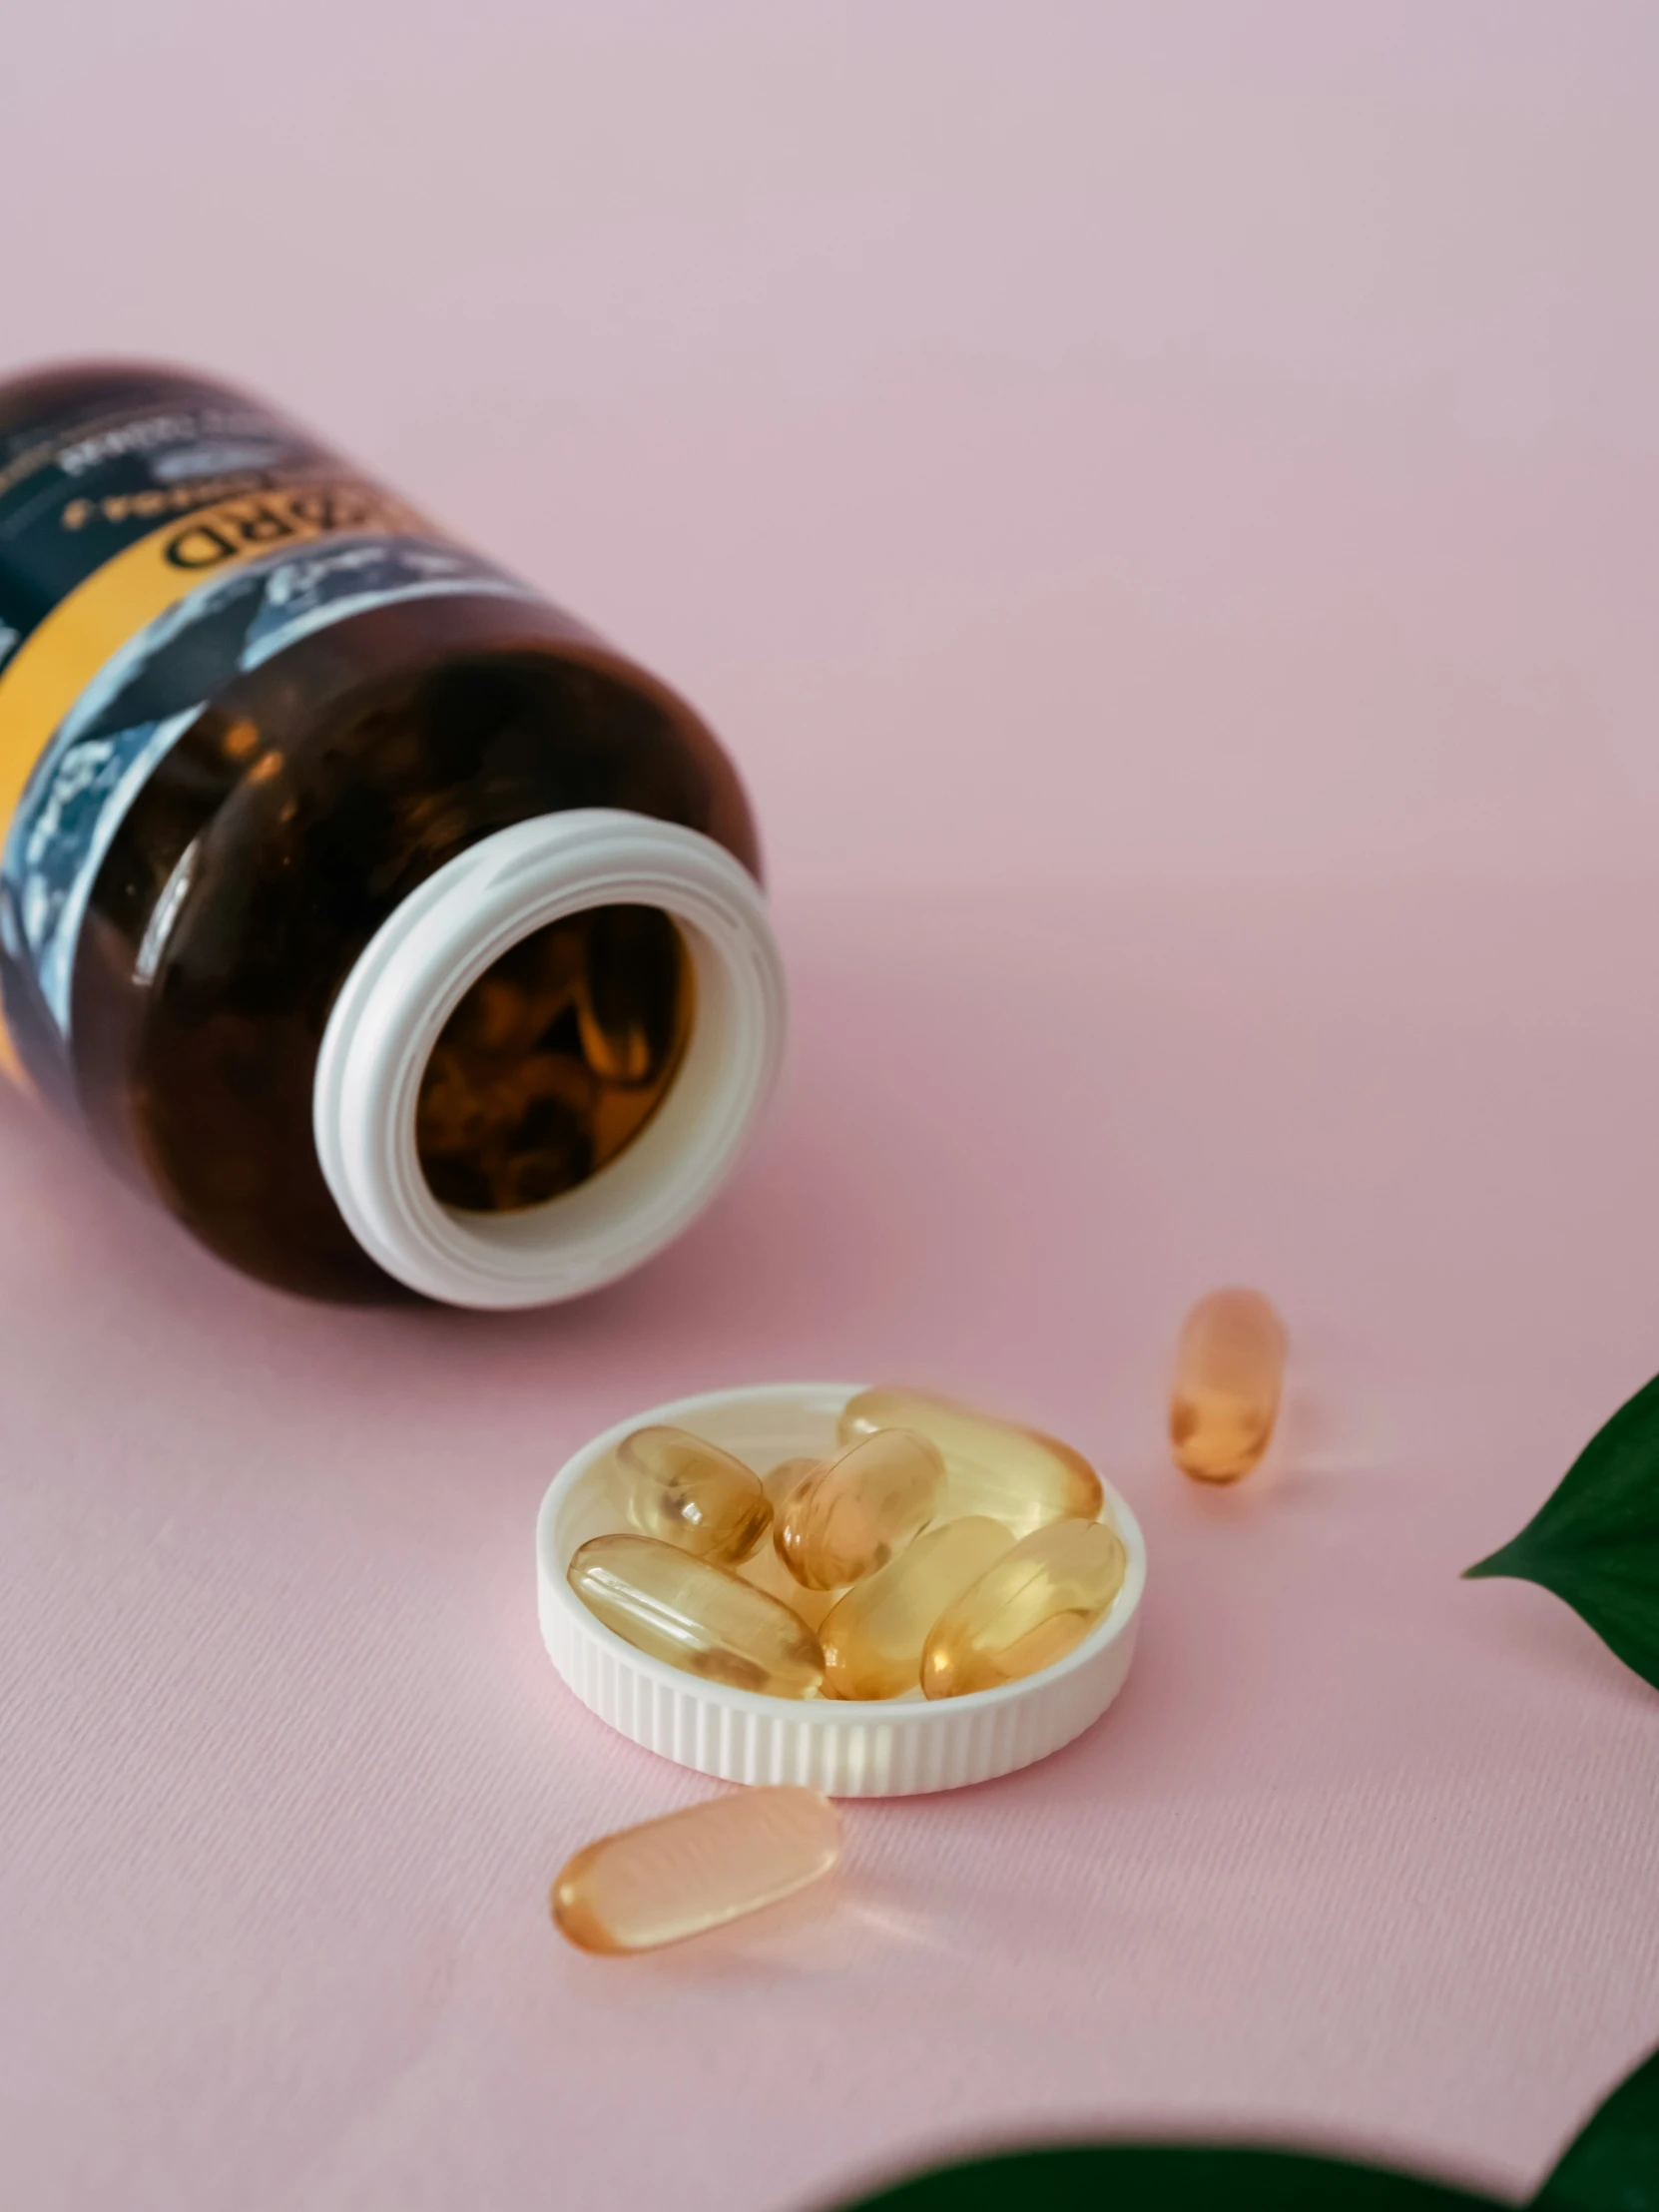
[313,810,786,1309]
[537,1382,1146,1798]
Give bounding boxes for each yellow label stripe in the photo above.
[0,481,426,1081]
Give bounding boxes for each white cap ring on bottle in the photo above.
[312,809,788,1309]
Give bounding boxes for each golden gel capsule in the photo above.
[568,1535,825,1696]
[921,1517,1127,1698]
[552,1787,841,1954]
[1170,1288,1288,1482]
[738,1546,838,1633]
[739,1465,838,1630]
[820,1516,1015,1700]
[838,1388,1103,1537]
[763,1456,819,1509]
[576,905,688,1086]
[776,1429,944,1592]
[606,1424,771,1562]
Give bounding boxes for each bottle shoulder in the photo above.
[0,360,257,443]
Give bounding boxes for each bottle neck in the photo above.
[311,809,787,1308]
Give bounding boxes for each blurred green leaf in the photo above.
[1465,1371,1659,1691]
[831,2043,1659,2212]
[1538,2042,1659,2212]
[831,2144,1481,2211]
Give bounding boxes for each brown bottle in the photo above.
[0,362,786,1304]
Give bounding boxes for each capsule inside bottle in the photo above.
[820,1516,1015,1700]
[568,1533,825,1696]
[775,1428,944,1592]
[606,1424,772,1562]
[921,1516,1127,1698]
[838,1387,1102,1536]
[416,903,693,1215]
[552,1787,841,1954]
[1170,1288,1288,1482]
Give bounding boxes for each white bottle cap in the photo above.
[537,1382,1147,1797]
[312,809,786,1308]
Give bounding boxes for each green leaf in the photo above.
[830,2145,1485,2212]
[1465,1369,1659,1691]
[829,2041,1659,2212]
[1537,2042,1659,2212]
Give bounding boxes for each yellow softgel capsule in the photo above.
[1170,1288,1288,1482]
[568,1534,825,1696]
[552,1787,841,1954]
[737,1543,838,1632]
[606,1424,772,1562]
[739,1459,838,1629]
[921,1517,1127,1698]
[838,1387,1103,1537]
[575,905,687,1087]
[763,1456,819,1508]
[820,1516,1015,1700]
[775,1428,944,1592]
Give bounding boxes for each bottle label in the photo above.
[0,380,539,1091]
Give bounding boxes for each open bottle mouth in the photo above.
[312,810,787,1309]
[415,904,695,1214]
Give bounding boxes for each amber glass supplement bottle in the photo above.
[0,363,786,1303]
[1170,1288,1289,1481]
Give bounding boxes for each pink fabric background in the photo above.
[2,6,1657,2206]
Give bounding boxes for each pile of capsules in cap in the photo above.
[566,1387,1128,1701]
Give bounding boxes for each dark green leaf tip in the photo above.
[1463,1370,1659,1693]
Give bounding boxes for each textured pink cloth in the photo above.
[3,8,1659,2209]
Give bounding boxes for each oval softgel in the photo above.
[568,1533,825,1697]
[820,1516,1014,1700]
[921,1517,1128,1698]
[552,1788,841,1954]
[738,1463,839,1629]
[839,1387,1103,1536]
[606,1424,772,1561]
[775,1428,944,1591]
[1170,1288,1288,1482]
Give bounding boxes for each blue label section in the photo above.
[0,533,539,1085]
